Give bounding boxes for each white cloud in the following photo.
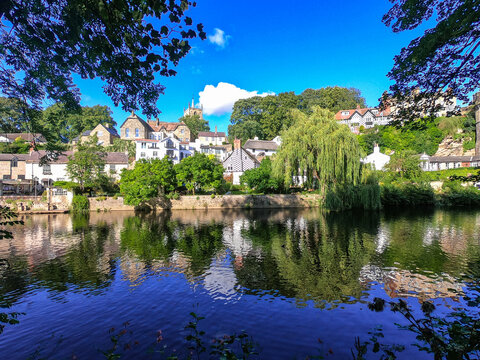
[208,28,230,48]
[199,82,274,116]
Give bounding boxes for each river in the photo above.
[0,209,479,359]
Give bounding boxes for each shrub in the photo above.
[324,184,381,211]
[71,195,90,213]
[381,183,435,207]
[211,193,215,199]
[437,183,480,207]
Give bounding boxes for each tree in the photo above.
[174,153,224,194]
[107,138,136,159]
[66,135,106,192]
[120,157,176,207]
[240,157,284,193]
[299,87,366,114]
[384,150,423,180]
[382,0,479,121]
[273,107,362,190]
[0,0,206,118]
[179,114,209,140]
[0,97,41,132]
[40,104,115,143]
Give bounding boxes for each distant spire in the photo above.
[192,97,194,108]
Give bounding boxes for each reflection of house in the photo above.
[243,137,280,159]
[223,140,260,185]
[420,154,480,171]
[72,123,119,146]
[0,133,46,144]
[335,106,392,133]
[135,136,192,164]
[26,151,129,186]
[362,144,390,170]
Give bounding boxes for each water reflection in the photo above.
[1,209,479,308]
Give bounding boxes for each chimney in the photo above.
[131,110,134,117]
[215,125,217,134]
[356,104,361,109]
[254,136,258,140]
[474,92,480,156]
[234,138,241,150]
[156,117,160,126]
[104,123,109,128]
[373,143,379,153]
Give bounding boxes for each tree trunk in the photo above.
[474,92,480,157]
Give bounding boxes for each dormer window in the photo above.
[372,109,379,114]
[341,111,350,116]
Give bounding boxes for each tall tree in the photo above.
[299,87,366,114]
[41,104,115,143]
[382,0,479,121]
[66,135,106,192]
[0,0,206,117]
[0,97,41,133]
[179,114,209,140]
[174,153,224,194]
[273,107,361,190]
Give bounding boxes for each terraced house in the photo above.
[335,106,392,133]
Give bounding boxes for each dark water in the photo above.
[0,209,479,359]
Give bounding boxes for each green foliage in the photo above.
[240,157,284,193]
[384,150,423,181]
[71,195,90,213]
[273,107,361,190]
[179,114,209,140]
[120,157,176,207]
[41,104,115,143]
[106,138,136,159]
[228,87,365,142]
[325,184,381,211]
[437,183,480,207]
[0,137,32,154]
[174,153,224,194]
[381,183,435,207]
[66,135,106,192]
[422,167,480,182]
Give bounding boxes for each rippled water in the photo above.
[0,209,479,359]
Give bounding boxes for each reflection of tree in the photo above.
[31,220,116,294]
[236,212,380,307]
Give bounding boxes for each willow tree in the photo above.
[273,107,361,191]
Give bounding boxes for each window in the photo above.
[341,111,350,116]
[43,164,52,175]
[141,142,146,149]
[11,158,17,167]
[18,175,25,180]
[181,129,185,134]
[167,150,174,158]
[3,175,10,179]
[166,139,174,148]
[153,151,158,157]
[140,152,146,158]
[125,128,130,138]
[110,164,116,171]
[227,166,233,171]
[135,128,139,137]
[97,130,103,137]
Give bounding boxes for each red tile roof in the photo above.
[147,120,187,132]
[198,131,226,137]
[334,107,392,121]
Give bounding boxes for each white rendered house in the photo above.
[362,145,391,170]
[135,135,192,164]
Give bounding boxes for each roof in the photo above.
[244,139,279,151]
[334,107,392,121]
[27,151,129,164]
[200,144,229,150]
[119,113,154,131]
[0,133,47,143]
[147,120,187,132]
[428,155,480,163]
[198,131,226,138]
[0,153,30,161]
[223,147,260,167]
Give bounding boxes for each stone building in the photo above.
[72,123,119,146]
[183,99,204,119]
[0,153,29,180]
[119,112,152,140]
[146,119,191,142]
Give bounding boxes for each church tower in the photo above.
[183,98,203,119]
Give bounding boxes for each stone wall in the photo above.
[0,193,70,213]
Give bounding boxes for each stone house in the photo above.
[72,123,119,146]
[0,153,29,180]
[147,119,191,142]
[120,112,152,140]
[223,139,260,185]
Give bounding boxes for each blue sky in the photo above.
[75,0,430,134]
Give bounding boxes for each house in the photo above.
[223,139,260,185]
[26,151,129,187]
[362,144,390,170]
[120,112,153,140]
[243,137,280,159]
[135,136,192,164]
[146,118,191,142]
[335,106,392,133]
[197,126,227,146]
[420,154,480,171]
[198,144,232,161]
[72,123,119,146]
[0,133,47,144]
[0,153,29,180]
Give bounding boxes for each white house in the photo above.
[197,126,227,146]
[198,144,231,161]
[335,106,392,133]
[243,137,280,158]
[135,135,192,164]
[420,154,480,171]
[26,151,129,187]
[362,145,391,170]
[223,140,260,185]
